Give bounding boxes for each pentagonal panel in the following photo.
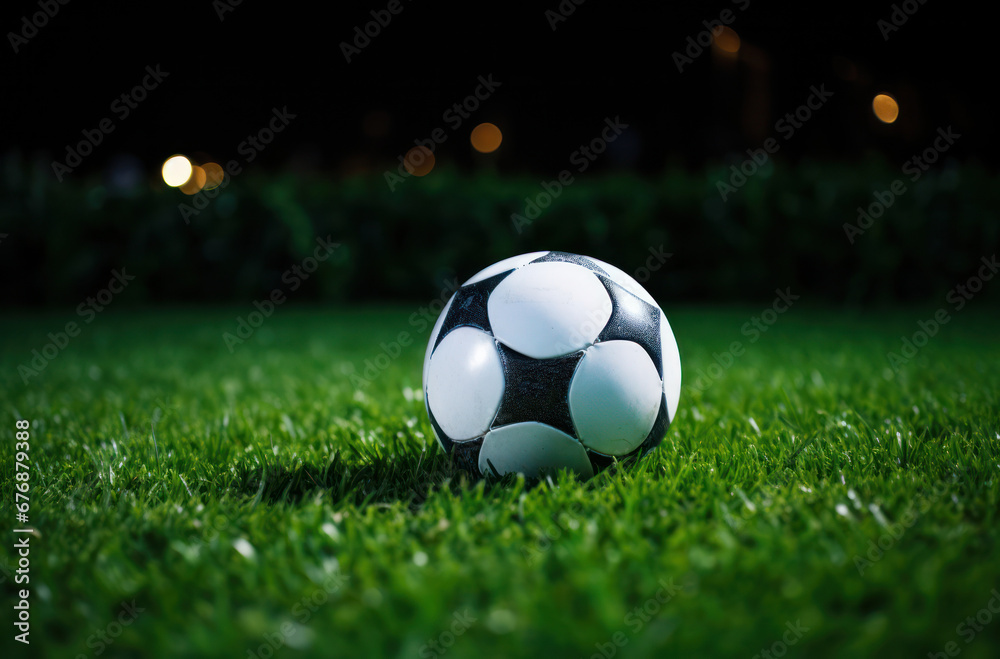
[463,251,549,286]
[479,422,594,479]
[491,344,582,439]
[487,262,612,359]
[569,340,662,456]
[423,293,455,392]
[595,276,662,378]
[586,256,659,308]
[660,311,682,422]
[426,327,504,441]
[529,251,608,276]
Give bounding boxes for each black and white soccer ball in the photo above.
[422,251,681,479]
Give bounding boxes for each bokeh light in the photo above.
[713,27,741,54]
[161,155,193,187]
[403,146,435,176]
[470,123,503,153]
[202,162,225,190]
[179,165,207,195]
[872,94,899,123]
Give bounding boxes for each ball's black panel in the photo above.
[451,437,484,474]
[425,398,456,455]
[491,344,583,439]
[586,449,618,474]
[635,394,671,457]
[529,251,609,276]
[432,270,512,352]
[595,275,663,379]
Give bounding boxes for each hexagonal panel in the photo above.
[462,251,549,286]
[660,311,682,422]
[426,326,504,441]
[568,340,662,456]
[423,292,455,392]
[487,262,612,359]
[479,422,594,479]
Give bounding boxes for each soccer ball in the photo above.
[422,251,681,479]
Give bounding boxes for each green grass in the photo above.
[1,305,998,659]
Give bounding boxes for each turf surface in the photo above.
[1,306,998,658]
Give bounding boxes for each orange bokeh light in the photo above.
[713,26,741,54]
[470,123,503,154]
[403,146,435,176]
[202,162,225,190]
[180,165,207,195]
[872,94,899,123]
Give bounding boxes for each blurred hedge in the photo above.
[1,154,997,306]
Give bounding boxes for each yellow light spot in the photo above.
[161,155,193,187]
[180,166,207,195]
[403,146,435,177]
[470,123,503,154]
[713,26,741,54]
[872,94,899,124]
[202,162,225,190]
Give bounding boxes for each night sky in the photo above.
[2,0,989,177]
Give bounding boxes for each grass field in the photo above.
[2,305,998,658]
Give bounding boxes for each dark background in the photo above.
[1,0,995,306]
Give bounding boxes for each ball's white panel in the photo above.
[586,256,659,308]
[569,340,662,455]
[426,327,504,440]
[462,251,550,286]
[423,293,456,393]
[479,422,594,479]
[487,262,612,359]
[659,311,682,422]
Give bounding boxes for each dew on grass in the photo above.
[487,609,517,634]
[233,538,256,559]
[868,504,888,527]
